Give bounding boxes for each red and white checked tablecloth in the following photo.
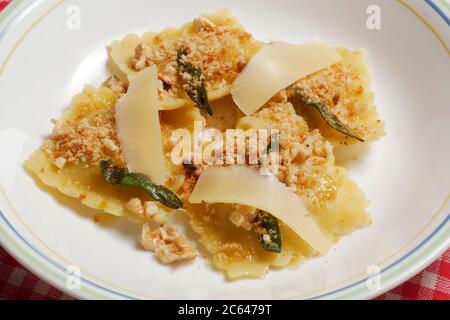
[0,0,449,300]
[1,245,449,300]
[0,0,9,11]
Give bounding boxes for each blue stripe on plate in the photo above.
[425,0,450,26]
[1,204,448,300]
[0,209,136,299]
[310,214,449,300]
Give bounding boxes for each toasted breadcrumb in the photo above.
[237,102,334,196]
[289,49,384,143]
[46,108,125,167]
[130,20,253,95]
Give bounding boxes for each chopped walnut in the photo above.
[141,223,155,251]
[125,198,170,224]
[102,137,120,152]
[143,201,158,218]
[229,205,258,231]
[193,16,216,32]
[103,75,128,95]
[144,201,169,224]
[54,157,67,169]
[141,224,197,264]
[130,44,151,71]
[125,198,144,216]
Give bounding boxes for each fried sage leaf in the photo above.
[177,46,213,116]
[255,211,282,253]
[295,91,364,142]
[100,160,183,209]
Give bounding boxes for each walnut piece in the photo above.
[48,108,125,167]
[103,75,128,95]
[125,198,170,224]
[125,198,144,216]
[141,224,197,264]
[130,44,151,71]
[193,16,216,32]
[229,205,258,231]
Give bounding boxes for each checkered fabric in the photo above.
[375,249,450,300]
[0,246,73,300]
[0,0,449,300]
[1,245,449,300]
[0,0,9,11]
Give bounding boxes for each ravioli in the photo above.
[183,102,371,279]
[108,10,261,110]
[25,85,202,220]
[26,10,383,279]
[290,48,385,144]
[108,11,383,143]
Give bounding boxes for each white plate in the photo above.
[0,0,449,300]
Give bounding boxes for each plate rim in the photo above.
[0,0,449,300]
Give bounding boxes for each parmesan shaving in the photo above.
[115,66,167,185]
[231,41,341,115]
[189,165,332,254]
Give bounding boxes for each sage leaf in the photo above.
[295,92,364,142]
[100,160,183,209]
[255,211,282,253]
[177,46,213,116]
